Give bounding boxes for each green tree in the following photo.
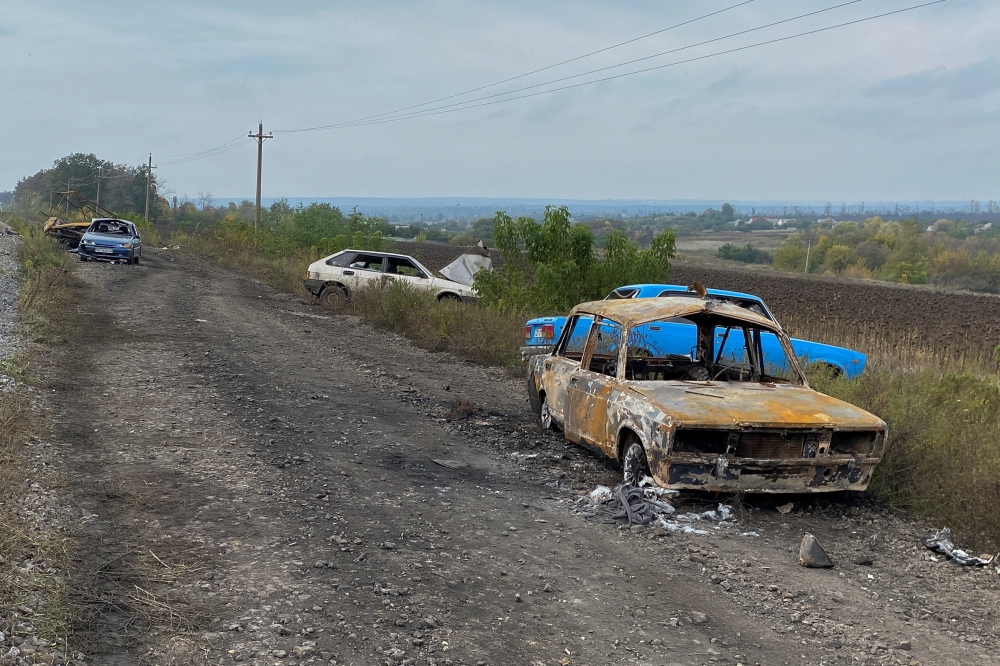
[822,244,858,274]
[773,234,807,271]
[473,205,675,313]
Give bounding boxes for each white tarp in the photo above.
[439,241,492,286]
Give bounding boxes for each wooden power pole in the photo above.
[144,154,155,223]
[249,122,272,231]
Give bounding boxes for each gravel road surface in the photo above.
[5,248,999,666]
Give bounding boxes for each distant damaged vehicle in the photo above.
[77,218,143,264]
[304,244,491,306]
[526,296,886,493]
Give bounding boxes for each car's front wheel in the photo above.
[438,293,461,302]
[539,394,554,430]
[319,284,348,306]
[622,438,650,486]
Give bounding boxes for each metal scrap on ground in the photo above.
[577,483,736,536]
[922,527,998,567]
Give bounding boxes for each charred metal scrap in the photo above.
[922,527,998,567]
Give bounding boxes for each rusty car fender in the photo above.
[606,387,675,465]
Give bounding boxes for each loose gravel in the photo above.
[0,223,25,389]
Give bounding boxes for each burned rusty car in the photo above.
[526,297,886,493]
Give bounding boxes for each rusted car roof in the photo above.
[568,297,780,330]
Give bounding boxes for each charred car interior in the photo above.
[527,297,887,493]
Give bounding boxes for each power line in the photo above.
[275,0,757,133]
[280,0,946,133]
[159,139,254,166]
[277,0,867,134]
[157,135,249,158]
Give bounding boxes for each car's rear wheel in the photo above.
[319,284,348,306]
[438,293,461,302]
[622,437,650,486]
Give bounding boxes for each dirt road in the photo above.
[10,249,1000,666]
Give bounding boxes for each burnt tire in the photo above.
[622,439,650,486]
[527,375,541,414]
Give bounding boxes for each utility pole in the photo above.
[96,167,102,213]
[249,121,272,231]
[66,178,72,215]
[144,154,156,223]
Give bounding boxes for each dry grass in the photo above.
[175,230,312,295]
[782,311,997,372]
[0,218,95,644]
[324,280,525,368]
[808,365,1000,552]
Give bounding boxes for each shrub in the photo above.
[716,243,772,264]
[473,205,675,313]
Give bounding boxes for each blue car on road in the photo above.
[521,284,866,378]
[78,218,143,265]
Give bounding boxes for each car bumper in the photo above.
[652,455,880,494]
[79,246,134,261]
[303,279,327,296]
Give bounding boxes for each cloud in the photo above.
[866,58,1000,100]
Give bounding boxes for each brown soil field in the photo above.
[670,263,1000,368]
[390,240,504,272]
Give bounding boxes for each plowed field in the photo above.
[670,264,1000,367]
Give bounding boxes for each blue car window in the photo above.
[759,330,796,380]
[715,325,750,366]
[627,318,696,358]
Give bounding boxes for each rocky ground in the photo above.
[1,247,998,666]
[0,223,24,391]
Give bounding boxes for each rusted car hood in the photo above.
[627,381,885,430]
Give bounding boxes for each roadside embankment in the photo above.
[0,217,92,663]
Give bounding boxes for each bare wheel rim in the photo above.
[623,441,649,486]
[540,397,552,430]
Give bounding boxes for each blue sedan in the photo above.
[522,284,866,378]
[78,218,143,265]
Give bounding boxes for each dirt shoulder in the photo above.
[4,249,998,666]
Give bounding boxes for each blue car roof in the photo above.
[616,284,764,303]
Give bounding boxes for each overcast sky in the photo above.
[2,0,997,201]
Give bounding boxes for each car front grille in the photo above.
[673,428,832,459]
[735,432,809,458]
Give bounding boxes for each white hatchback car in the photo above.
[304,249,486,305]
